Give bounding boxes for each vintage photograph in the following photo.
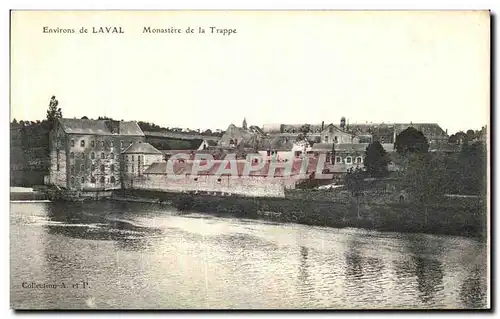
[9,10,490,309]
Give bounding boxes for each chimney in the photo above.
[321,121,324,131]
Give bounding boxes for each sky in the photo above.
[10,11,490,134]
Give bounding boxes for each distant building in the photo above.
[47,118,145,191]
[219,121,265,149]
[263,118,449,146]
[320,124,360,144]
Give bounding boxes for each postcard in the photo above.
[10,10,490,310]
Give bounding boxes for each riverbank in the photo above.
[10,187,48,201]
[113,189,487,239]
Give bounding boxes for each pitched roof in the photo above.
[261,136,295,151]
[122,142,162,154]
[58,118,144,136]
[312,143,395,152]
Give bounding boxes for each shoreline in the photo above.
[10,187,487,240]
[113,190,487,239]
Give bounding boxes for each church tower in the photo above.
[242,117,248,130]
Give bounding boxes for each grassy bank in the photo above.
[115,189,487,239]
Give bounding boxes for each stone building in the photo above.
[122,142,164,176]
[312,142,395,167]
[47,118,145,192]
[263,117,449,146]
[320,123,360,144]
[219,122,265,149]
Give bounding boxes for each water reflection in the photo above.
[297,246,310,287]
[404,234,445,305]
[43,202,162,251]
[460,266,487,308]
[10,202,489,309]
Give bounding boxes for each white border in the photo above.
[1,1,497,318]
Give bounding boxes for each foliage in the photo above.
[296,124,311,142]
[97,116,114,120]
[394,127,429,154]
[46,96,62,122]
[81,116,89,119]
[344,166,365,197]
[397,141,486,200]
[364,141,390,178]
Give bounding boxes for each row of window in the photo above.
[335,156,363,164]
[70,176,117,184]
[70,164,116,174]
[68,152,144,161]
[125,155,143,162]
[69,139,135,148]
[69,152,117,160]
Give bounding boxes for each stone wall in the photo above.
[124,173,297,198]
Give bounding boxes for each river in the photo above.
[10,201,489,309]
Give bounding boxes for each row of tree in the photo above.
[346,127,487,198]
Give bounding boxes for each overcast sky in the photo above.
[10,11,489,133]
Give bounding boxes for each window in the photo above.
[132,165,134,172]
[336,156,342,163]
[80,164,84,172]
[295,151,302,157]
[110,176,116,183]
[110,141,114,147]
[101,152,105,159]
[91,176,96,183]
[334,136,338,143]
[324,136,328,143]
[80,140,85,147]
[56,164,60,171]
[101,141,105,147]
[110,164,115,172]
[267,150,271,156]
[100,176,105,184]
[194,177,198,181]
[356,157,363,164]
[345,156,352,164]
[110,153,115,159]
[71,140,75,147]
[91,164,95,171]
[71,176,75,185]
[81,176,84,183]
[56,140,61,148]
[91,152,95,160]
[91,140,95,147]
[100,165,105,173]
[132,155,135,162]
[120,141,124,149]
[217,178,222,182]
[70,152,74,159]
[70,165,75,174]
[129,141,133,145]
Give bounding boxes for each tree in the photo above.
[344,167,365,218]
[81,116,89,119]
[397,153,448,222]
[297,124,311,142]
[364,141,390,178]
[46,96,62,121]
[12,118,17,124]
[466,129,476,142]
[97,116,113,120]
[394,127,429,154]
